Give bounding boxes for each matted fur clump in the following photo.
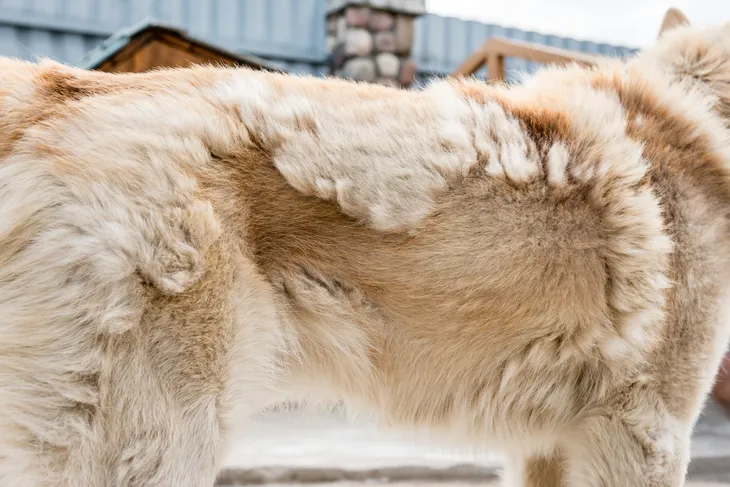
[1,7,729,487]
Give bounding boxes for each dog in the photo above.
[1,7,729,486]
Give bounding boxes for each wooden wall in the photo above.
[97,31,255,73]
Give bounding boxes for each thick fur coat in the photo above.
[1,8,729,487]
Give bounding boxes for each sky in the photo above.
[426,0,730,48]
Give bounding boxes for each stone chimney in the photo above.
[326,0,425,88]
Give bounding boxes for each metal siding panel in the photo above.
[445,16,466,73]
[93,0,128,28]
[521,30,536,43]
[284,0,324,61]
[65,0,97,23]
[507,27,525,41]
[84,34,104,54]
[287,62,318,75]
[489,23,506,39]
[0,1,327,66]
[581,40,600,54]
[0,24,24,58]
[240,0,268,43]
[466,20,488,52]
[0,2,636,79]
[543,34,560,49]
[48,30,66,59]
[530,31,546,46]
[413,13,635,81]
[424,14,447,70]
[0,0,29,11]
[156,0,186,25]
[29,0,63,16]
[14,26,32,58]
[269,0,295,47]
[563,37,581,53]
[185,0,213,38]
[505,57,529,81]
[127,0,156,20]
[23,27,54,59]
[0,19,104,64]
[215,0,241,40]
[595,42,612,55]
[306,0,326,55]
[270,59,326,76]
[59,32,91,63]
[36,29,56,60]
[411,13,428,67]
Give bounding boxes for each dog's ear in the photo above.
[658,7,691,38]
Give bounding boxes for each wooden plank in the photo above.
[135,41,162,72]
[483,36,597,67]
[451,36,598,79]
[158,32,194,52]
[486,53,505,82]
[94,34,154,73]
[158,36,238,68]
[158,32,257,68]
[110,57,134,73]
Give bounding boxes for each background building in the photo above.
[0,0,636,86]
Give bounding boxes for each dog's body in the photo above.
[1,12,730,487]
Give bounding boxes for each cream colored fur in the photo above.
[1,9,730,486]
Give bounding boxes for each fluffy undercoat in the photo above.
[1,8,729,487]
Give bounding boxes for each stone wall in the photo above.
[326,0,425,88]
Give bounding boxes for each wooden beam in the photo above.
[451,36,598,80]
[483,37,597,67]
[486,53,505,82]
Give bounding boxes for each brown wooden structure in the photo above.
[451,8,692,82]
[452,35,597,81]
[81,21,279,73]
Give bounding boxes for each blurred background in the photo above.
[0,0,727,484]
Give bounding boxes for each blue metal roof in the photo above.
[0,0,637,81]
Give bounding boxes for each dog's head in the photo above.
[637,8,730,119]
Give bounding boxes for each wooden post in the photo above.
[487,53,505,82]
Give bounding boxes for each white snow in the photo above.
[222,401,730,470]
[222,409,500,470]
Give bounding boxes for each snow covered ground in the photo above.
[223,400,730,471]
[216,482,730,487]
[222,408,499,470]
[692,400,730,459]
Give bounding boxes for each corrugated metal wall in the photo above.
[412,13,638,84]
[0,0,328,74]
[0,0,635,81]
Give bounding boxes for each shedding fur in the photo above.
[1,10,730,487]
